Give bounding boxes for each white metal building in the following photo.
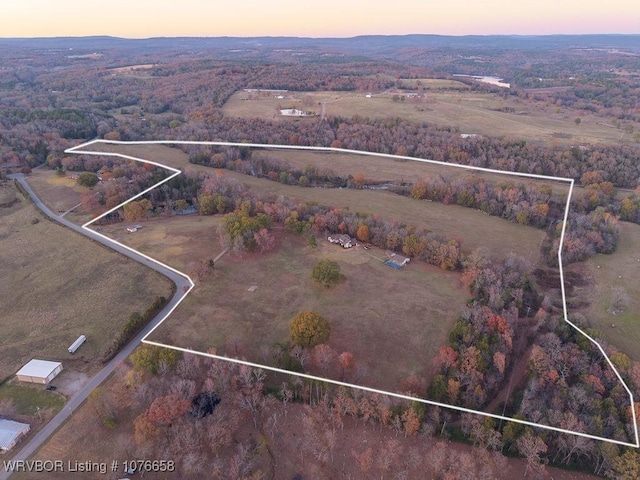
[0,419,30,451]
[15,359,63,384]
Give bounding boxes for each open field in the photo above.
[87,143,547,263]
[0,182,173,380]
[397,78,472,89]
[222,89,638,145]
[581,222,640,360]
[253,149,571,200]
[97,214,222,273]
[99,214,467,390]
[138,226,469,392]
[25,169,92,224]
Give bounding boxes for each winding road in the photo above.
[1,174,192,480]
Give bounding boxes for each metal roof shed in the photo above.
[0,419,30,451]
[15,359,63,384]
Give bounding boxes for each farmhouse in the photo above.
[327,234,357,249]
[279,108,313,117]
[0,419,30,451]
[385,251,411,269]
[15,359,63,384]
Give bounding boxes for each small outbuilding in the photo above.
[15,359,63,385]
[385,251,411,269]
[0,419,30,451]
[68,335,86,354]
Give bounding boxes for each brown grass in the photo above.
[581,221,640,360]
[222,89,639,145]
[99,212,468,390]
[86,143,547,263]
[254,149,570,199]
[25,169,93,224]
[0,183,173,380]
[146,230,468,392]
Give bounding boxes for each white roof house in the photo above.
[0,419,30,451]
[15,359,63,384]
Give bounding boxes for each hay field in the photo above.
[222,89,635,145]
[582,222,640,360]
[85,143,547,263]
[0,182,173,380]
[146,230,468,391]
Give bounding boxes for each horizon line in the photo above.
[2,32,640,41]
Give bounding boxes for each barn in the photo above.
[0,419,30,451]
[15,359,63,384]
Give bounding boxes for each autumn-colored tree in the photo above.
[400,375,427,397]
[401,406,421,437]
[356,224,370,242]
[146,394,190,426]
[290,311,331,348]
[446,378,461,404]
[338,351,355,381]
[608,449,640,480]
[493,351,506,376]
[352,173,366,189]
[311,259,344,288]
[123,198,153,222]
[133,412,161,445]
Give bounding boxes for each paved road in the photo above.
[1,175,191,480]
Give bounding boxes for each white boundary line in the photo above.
[66,139,639,448]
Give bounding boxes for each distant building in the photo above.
[328,234,357,249]
[0,419,30,451]
[15,359,63,384]
[279,108,314,117]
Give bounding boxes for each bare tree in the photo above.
[516,431,548,477]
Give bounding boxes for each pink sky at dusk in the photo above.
[1,0,639,38]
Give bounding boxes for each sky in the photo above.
[1,0,639,38]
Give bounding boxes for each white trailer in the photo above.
[68,335,86,354]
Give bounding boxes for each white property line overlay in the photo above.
[66,139,639,448]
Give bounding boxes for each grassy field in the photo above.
[97,214,223,273]
[25,169,93,224]
[0,380,65,416]
[253,149,571,200]
[0,181,173,380]
[86,143,546,263]
[397,78,471,90]
[581,222,640,360]
[128,223,470,392]
[222,89,638,145]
